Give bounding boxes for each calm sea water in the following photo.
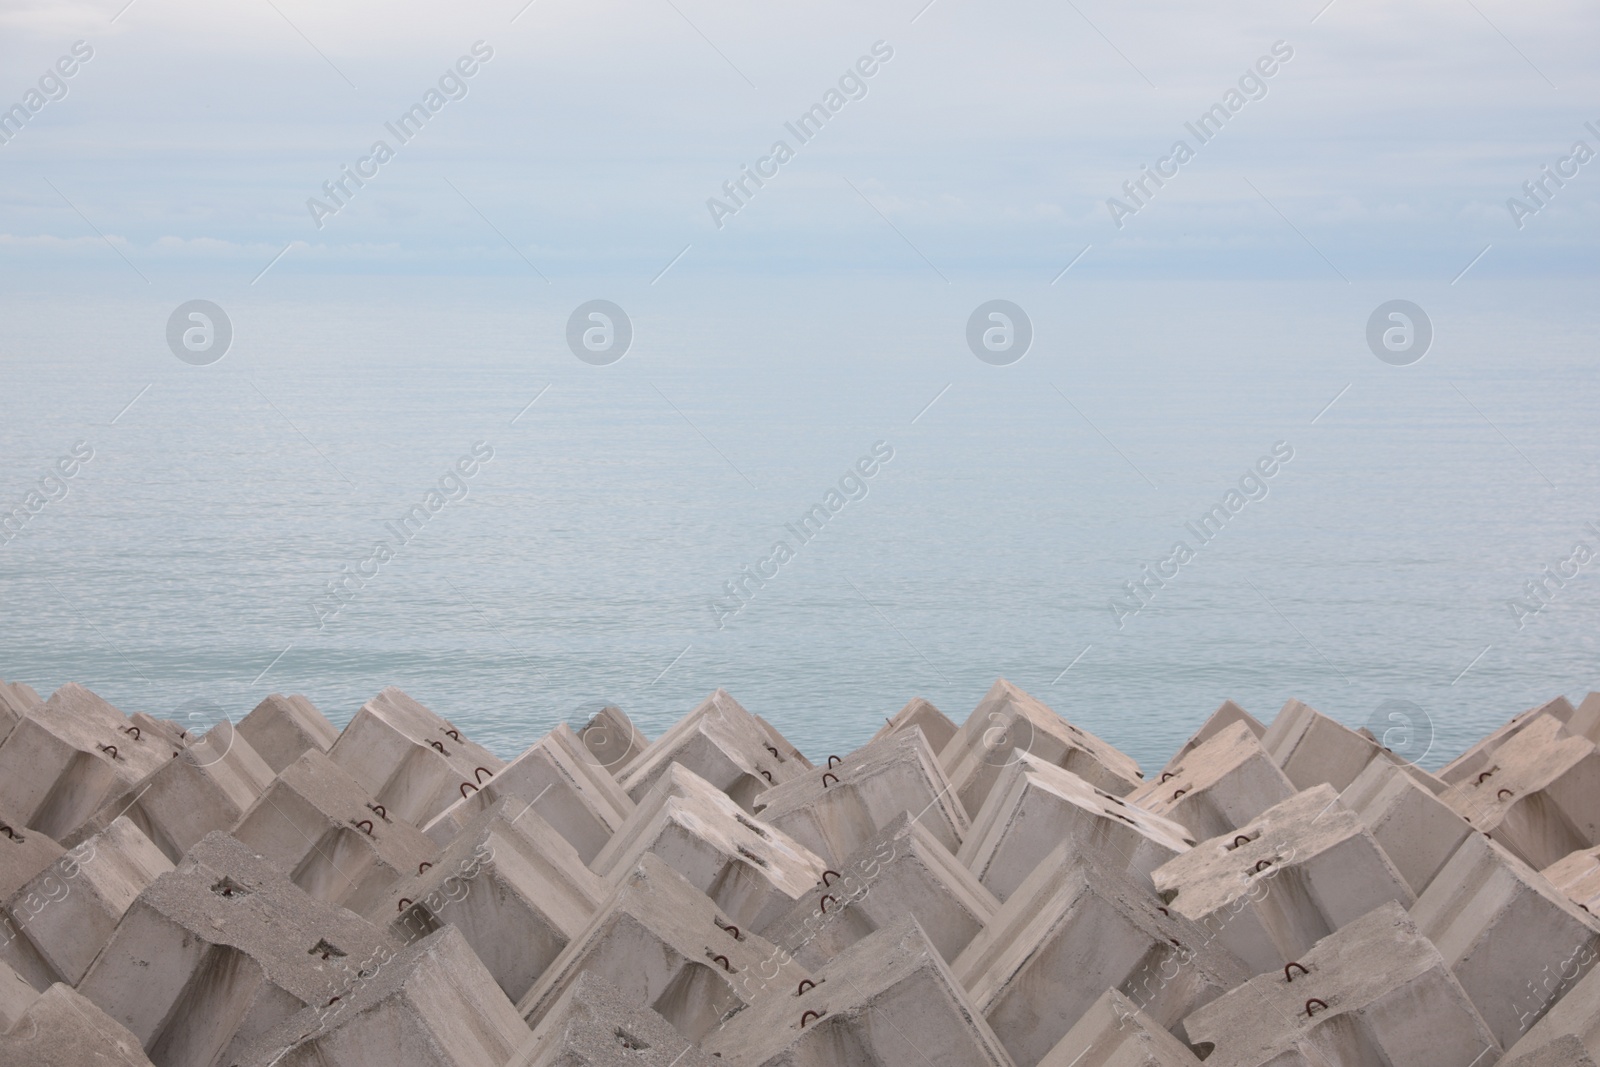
[1,275,1595,772]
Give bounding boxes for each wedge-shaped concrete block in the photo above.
[422,724,632,865]
[0,983,158,1067]
[1183,902,1498,1067]
[1156,700,1264,780]
[232,748,439,915]
[1151,785,1414,973]
[619,690,805,812]
[238,693,339,774]
[1497,947,1600,1064]
[0,678,41,747]
[1340,756,1472,898]
[1037,988,1204,1066]
[1440,713,1600,870]
[702,915,1015,1067]
[1441,696,1576,788]
[0,684,177,840]
[871,697,959,758]
[0,957,34,1031]
[1565,692,1600,746]
[752,712,814,770]
[1411,830,1600,1049]
[962,752,1191,902]
[370,798,609,1003]
[1502,1034,1599,1067]
[1259,699,1384,793]
[1542,846,1600,913]
[764,812,998,968]
[6,817,171,987]
[1127,721,1295,842]
[0,812,66,991]
[516,853,808,1043]
[576,704,650,778]
[754,729,968,866]
[230,925,530,1067]
[593,764,826,934]
[954,842,1249,1067]
[77,831,396,1067]
[327,687,507,827]
[508,972,719,1067]
[942,679,1143,818]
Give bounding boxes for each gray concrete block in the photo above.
[1502,1034,1599,1067]
[1484,896,1600,1061]
[1127,721,1296,843]
[1341,757,1473,898]
[1036,988,1205,1066]
[0,956,36,1031]
[0,983,158,1067]
[0,678,41,748]
[576,705,650,778]
[1541,846,1600,913]
[872,697,959,759]
[1440,696,1575,787]
[237,693,339,774]
[1259,700,1384,794]
[508,972,719,1067]
[619,690,807,812]
[1156,700,1264,781]
[0,812,66,991]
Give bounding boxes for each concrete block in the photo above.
[1564,691,1600,746]
[753,729,968,866]
[422,724,632,865]
[619,690,806,812]
[1340,756,1473,898]
[237,693,339,774]
[508,972,719,1067]
[1183,901,1499,1067]
[230,925,530,1067]
[593,764,826,934]
[1440,713,1600,869]
[1440,696,1576,787]
[1502,1034,1598,1067]
[0,812,65,991]
[764,812,998,969]
[370,798,609,1003]
[327,687,507,827]
[1127,721,1296,842]
[1156,700,1264,780]
[0,678,41,748]
[231,749,439,915]
[941,679,1143,819]
[77,831,396,1067]
[752,712,814,770]
[516,853,808,1044]
[1036,988,1204,1066]
[1497,946,1600,1063]
[1259,699,1384,793]
[0,983,158,1067]
[962,752,1191,902]
[576,704,649,778]
[1541,846,1600,913]
[0,958,35,1033]
[871,697,959,759]
[954,842,1249,1067]
[1151,785,1414,974]
[701,915,1016,1067]
[1411,830,1600,1049]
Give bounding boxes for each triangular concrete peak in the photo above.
[1182,902,1499,1067]
[1565,692,1600,747]
[576,704,650,778]
[619,690,806,813]
[592,763,826,934]
[1128,720,1295,842]
[0,679,42,748]
[870,697,958,758]
[961,751,1192,903]
[1340,756,1473,899]
[1259,699,1385,793]
[1038,988,1204,1066]
[516,852,809,1044]
[508,972,719,1067]
[1157,699,1265,779]
[1439,695,1576,786]
[751,712,814,770]
[701,914,1016,1067]
[1542,846,1600,912]
[238,693,339,774]
[753,728,968,865]
[0,983,158,1067]
[942,679,1143,819]
[763,811,998,969]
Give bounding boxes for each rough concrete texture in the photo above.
[701,915,1015,1067]
[1439,695,1575,786]
[423,723,633,865]
[1259,699,1385,794]
[1156,700,1264,780]
[1411,829,1600,1049]
[941,679,1144,818]
[1183,902,1498,1067]
[1542,845,1600,912]
[327,687,507,827]
[1339,756,1473,898]
[508,972,719,1067]
[592,763,826,934]
[231,748,439,915]
[237,693,339,774]
[1036,988,1203,1066]
[1564,691,1600,746]
[1151,785,1414,973]
[0,678,41,748]
[753,728,969,864]
[619,689,807,811]
[1128,721,1296,842]
[0,983,158,1067]
[517,853,808,1043]
[763,812,998,968]
[961,752,1192,902]
[0,810,67,991]
[871,696,959,757]
[577,705,651,778]
[1501,1033,1600,1067]
[1499,947,1600,1062]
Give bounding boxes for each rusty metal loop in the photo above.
[765,745,779,757]
[418,862,432,874]
[760,769,772,783]
[797,979,815,995]
[100,744,118,759]
[819,894,837,914]
[1157,906,1170,916]
[1305,998,1328,1017]
[821,870,840,887]
[822,772,839,787]
[1172,787,1188,800]
[370,805,386,819]
[124,725,141,739]
[800,1010,823,1027]
[1285,962,1308,982]
[475,766,493,783]
[1498,788,1514,800]
[1160,771,1175,782]
[460,782,479,799]
[445,729,461,741]
[711,954,731,971]
[397,898,412,912]
[1254,859,1273,872]
[0,826,18,841]
[355,820,374,835]
[828,755,842,768]
[722,924,740,939]
[1476,770,1494,783]
[1233,835,1251,848]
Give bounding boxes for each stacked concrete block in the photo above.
[1182,902,1499,1067]
[508,972,720,1067]
[1498,951,1600,1063]
[517,853,808,1043]
[870,696,959,757]
[231,748,439,915]
[77,831,396,1067]
[619,689,807,812]
[1127,721,1296,842]
[422,723,632,865]
[1156,699,1264,780]
[327,687,507,827]
[237,692,339,774]
[371,798,609,1003]
[0,808,66,990]
[1563,691,1600,745]
[0,958,34,1030]
[576,704,650,777]
[0,983,158,1067]
[1258,699,1385,793]
[1411,829,1600,1048]
[1151,785,1414,973]
[1440,712,1600,869]
[751,712,814,771]
[701,916,1015,1067]
[753,730,968,866]
[0,678,41,746]
[231,925,530,1067]
[1339,756,1473,898]
[961,752,1192,902]
[1541,846,1600,912]
[1439,695,1576,787]
[592,764,826,934]
[763,812,998,968]
[941,679,1143,818]
[954,842,1249,1067]
[1036,988,1204,1066]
